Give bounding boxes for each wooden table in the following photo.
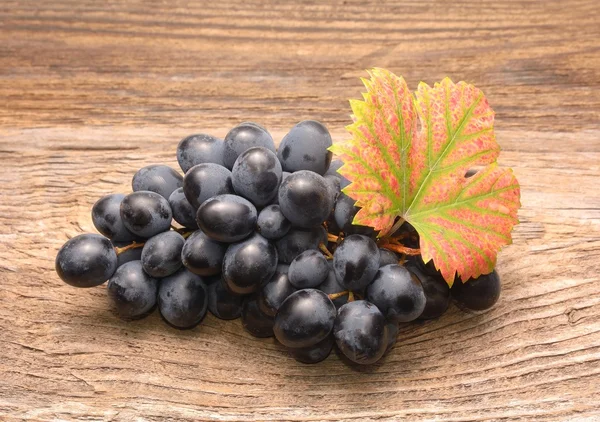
[1,1,599,421]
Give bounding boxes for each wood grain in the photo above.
[1,1,600,421]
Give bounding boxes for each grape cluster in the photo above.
[55,120,502,366]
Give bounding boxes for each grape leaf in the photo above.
[330,68,520,285]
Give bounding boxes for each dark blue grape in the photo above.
[196,194,257,243]
[273,289,336,349]
[275,226,326,264]
[379,248,398,267]
[324,174,341,206]
[278,170,333,228]
[223,122,275,170]
[141,231,184,278]
[334,193,376,237]
[92,194,138,242]
[258,265,296,317]
[107,260,158,319]
[334,300,388,365]
[407,263,450,319]
[324,159,343,179]
[451,269,501,311]
[366,264,426,323]
[132,165,183,200]
[168,187,198,230]
[158,268,208,329]
[288,250,329,289]
[385,321,399,353]
[257,204,291,240]
[181,230,227,276]
[120,191,172,238]
[183,163,233,209]
[55,234,117,288]
[317,268,347,309]
[277,120,332,175]
[232,147,282,207]
[241,295,274,338]
[177,133,225,172]
[222,233,278,295]
[332,234,380,291]
[289,334,333,364]
[207,277,243,320]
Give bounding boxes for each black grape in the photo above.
[181,230,227,276]
[241,295,275,338]
[120,191,172,238]
[114,241,143,267]
[207,277,243,320]
[277,120,333,175]
[333,300,388,365]
[278,170,333,228]
[132,164,183,200]
[288,250,329,289]
[324,174,341,206]
[168,187,199,230]
[451,269,501,311]
[407,263,450,319]
[196,194,257,243]
[232,146,282,207]
[332,234,380,291]
[317,268,348,309]
[334,193,376,237]
[92,194,138,242]
[183,163,233,209]
[379,248,399,267]
[275,226,327,264]
[222,233,278,295]
[324,159,344,179]
[385,321,399,353]
[223,122,276,170]
[289,334,334,364]
[273,289,336,349]
[257,204,291,240]
[141,231,184,278]
[258,265,296,317]
[366,264,426,323]
[55,234,117,288]
[158,268,208,329]
[177,133,225,172]
[107,260,158,319]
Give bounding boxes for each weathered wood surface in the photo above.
[1,1,599,421]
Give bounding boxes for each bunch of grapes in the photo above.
[55,120,501,365]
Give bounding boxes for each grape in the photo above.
[273,289,336,349]
[177,133,225,172]
[451,269,501,311]
[92,194,138,242]
[222,233,278,295]
[274,226,326,264]
[385,321,399,352]
[223,122,276,170]
[232,147,282,207]
[277,120,332,175]
[324,159,343,179]
[132,165,183,200]
[258,265,296,317]
[334,193,376,237]
[278,170,333,228]
[181,230,227,276]
[366,264,426,323]
[324,174,341,205]
[183,163,233,209]
[333,300,388,365]
[241,295,274,338]
[141,231,184,278]
[120,191,172,238]
[407,263,450,319]
[114,241,143,267]
[207,277,243,320]
[317,268,347,309]
[288,250,329,289]
[289,334,333,364]
[256,204,291,240]
[196,194,257,243]
[55,234,117,288]
[168,188,198,230]
[379,248,399,267]
[158,268,208,329]
[107,260,158,319]
[332,234,380,291]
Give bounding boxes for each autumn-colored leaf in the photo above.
[330,68,521,285]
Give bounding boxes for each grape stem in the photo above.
[328,291,349,300]
[114,241,145,255]
[319,243,334,260]
[181,231,194,239]
[348,291,355,302]
[327,233,340,242]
